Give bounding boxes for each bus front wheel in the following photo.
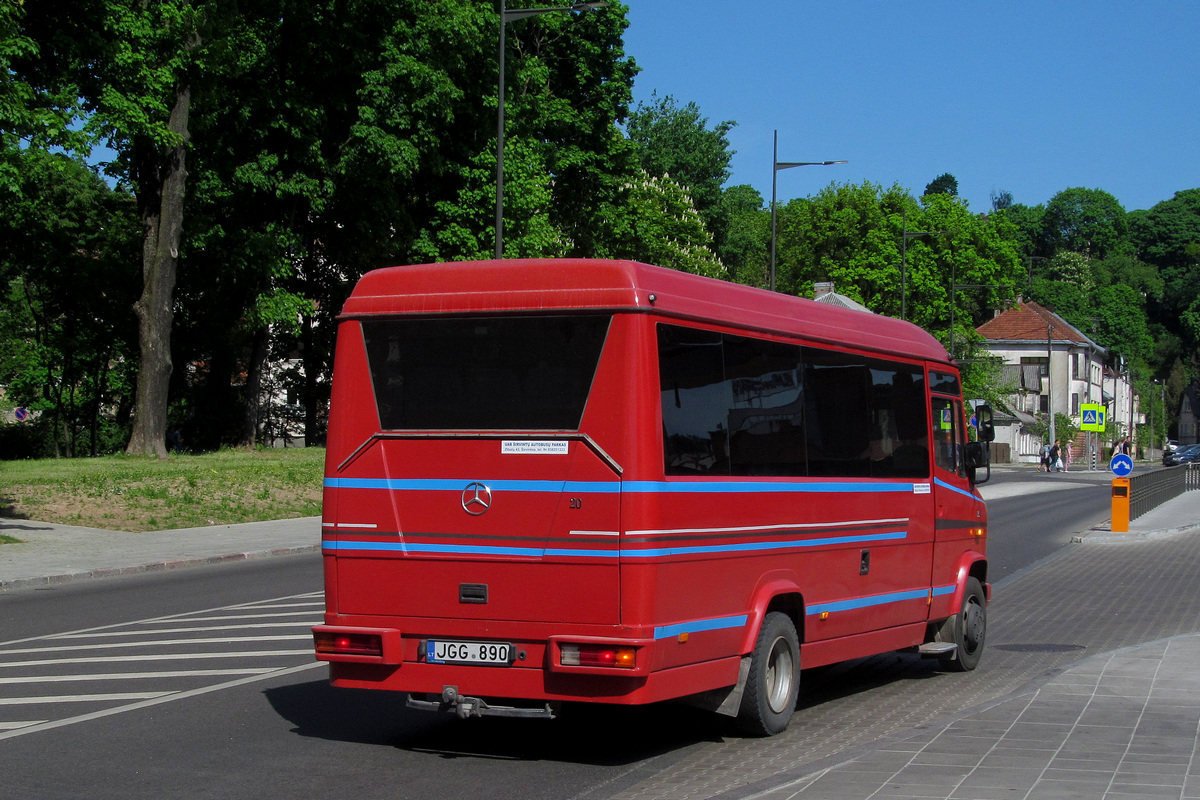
[737,611,800,736]
[941,576,987,672]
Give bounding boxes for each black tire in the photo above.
[942,576,987,672]
[736,611,800,736]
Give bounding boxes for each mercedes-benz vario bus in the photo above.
[314,259,993,735]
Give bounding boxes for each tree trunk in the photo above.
[126,82,192,458]
[239,327,269,448]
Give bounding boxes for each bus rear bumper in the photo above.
[324,653,742,707]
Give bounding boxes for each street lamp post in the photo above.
[769,130,845,292]
[496,1,607,259]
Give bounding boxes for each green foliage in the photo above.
[1041,187,1128,259]
[923,173,958,197]
[0,146,140,457]
[605,170,725,277]
[718,184,769,287]
[626,91,734,254]
[774,184,1023,347]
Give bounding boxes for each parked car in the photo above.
[1163,443,1200,467]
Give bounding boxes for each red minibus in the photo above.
[314,259,993,735]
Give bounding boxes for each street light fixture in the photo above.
[496,1,607,259]
[769,130,846,292]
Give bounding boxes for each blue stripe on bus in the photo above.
[622,481,916,494]
[321,540,619,558]
[654,615,749,640]
[324,478,620,493]
[326,477,918,494]
[806,588,931,615]
[931,584,956,597]
[933,478,978,501]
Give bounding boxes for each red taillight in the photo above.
[560,643,636,669]
[314,631,383,657]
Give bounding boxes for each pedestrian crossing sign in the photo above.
[1080,403,1106,432]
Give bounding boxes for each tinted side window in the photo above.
[658,324,929,479]
[803,351,929,478]
[724,335,805,476]
[659,326,727,474]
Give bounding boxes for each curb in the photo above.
[0,544,320,592]
[1073,521,1200,543]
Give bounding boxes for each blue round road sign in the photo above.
[1110,453,1134,477]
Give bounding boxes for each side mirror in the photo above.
[966,404,994,486]
[965,441,991,485]
[974,405,995,443]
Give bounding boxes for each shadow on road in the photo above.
[265,679,728,766]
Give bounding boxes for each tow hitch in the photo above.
[406,686,560,719]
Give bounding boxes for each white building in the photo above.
[976,301,1138,465]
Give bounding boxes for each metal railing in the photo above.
[1130,463,1198,522]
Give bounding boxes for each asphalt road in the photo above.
[0,475,1111,800]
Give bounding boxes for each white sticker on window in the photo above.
[913,483,932,494]
[502,440,569,455]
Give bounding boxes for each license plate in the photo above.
[425,640,513,666]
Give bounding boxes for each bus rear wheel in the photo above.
[737,611,800,736]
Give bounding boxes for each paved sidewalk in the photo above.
[0,515,319,591]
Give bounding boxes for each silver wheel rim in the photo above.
[764,636,795,714]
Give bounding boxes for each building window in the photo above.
[1022,356,1049,377]
[1039,394,1049,413]
[1072,393,1080,415]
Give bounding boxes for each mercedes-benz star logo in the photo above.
[461,482,493,515]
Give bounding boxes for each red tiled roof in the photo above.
[976,301,1092,345]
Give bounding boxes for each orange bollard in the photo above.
[1111,478,1130,532]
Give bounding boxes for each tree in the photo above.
[774,184,1023,341]
[1128,189,1200,377]
[625,92,735,255]
[924,173,958,197]
[14,0,218,457]
[605,170,725,277]
[1041,187,1128,259]
[717,184,768,287]
[0,147,140,457]
[412,2,636,262]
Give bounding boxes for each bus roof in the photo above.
[343,259,951,365]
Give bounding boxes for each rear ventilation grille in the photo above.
[459,583,488,604]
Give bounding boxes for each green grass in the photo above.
[0,448,325,533]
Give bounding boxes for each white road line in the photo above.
[0,661,325,741]
[0,650,313,668]
[0,591,322,648]
[0,691,176,705]
[0,721,47,730]
[1,635,312,656]
[47,622,315,639]
[146,611,317,623]
[0,669,278,684]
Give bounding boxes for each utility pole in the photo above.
[1047,323,1056,450]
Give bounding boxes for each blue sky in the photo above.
[621,2,1200,214]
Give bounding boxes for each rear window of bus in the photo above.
[361,315,610,430]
